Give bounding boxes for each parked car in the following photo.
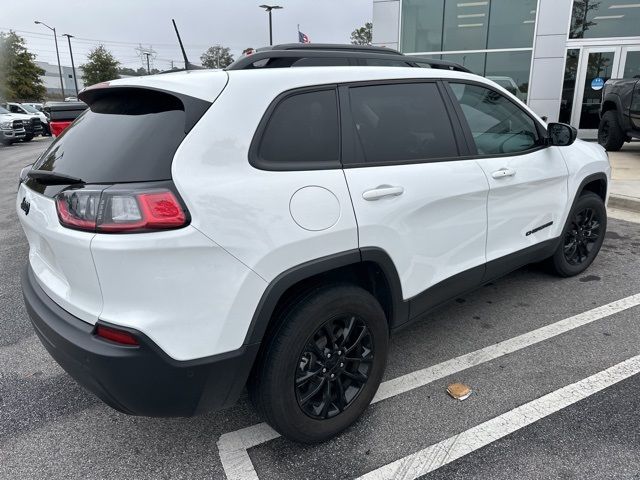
[42,101,87,136]
[598,78,640,151]
[0,103,43,141]
[22,102,44,112]
[18,65,610,444]
[0,106,27,145]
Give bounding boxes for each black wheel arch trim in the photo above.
[243,248,407,345]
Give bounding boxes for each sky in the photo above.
[1,0,372,70]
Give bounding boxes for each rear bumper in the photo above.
[22,265,259,417]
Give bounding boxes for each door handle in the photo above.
[362,185,405,201]
[491,168,516,179]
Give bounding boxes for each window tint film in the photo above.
[258,89,340,167]
[450,83,539,155]
[32,88,205,184]
[348,83,458,164]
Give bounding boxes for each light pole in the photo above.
[143,52,151,74]
[259,5,283,46]
[34,20,65,98]
[62,34,79,97]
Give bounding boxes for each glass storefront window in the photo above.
[579,50,616,129]
[487,0,538,49]
[485,51,532,102]
[401,0,445,54]
[440,51,532,102]
[623,51,640,78]
[559,49,580,124]
[401,0,538,53]
[442,0,490,51]
[570,0,640,39]
[440,52,486,75]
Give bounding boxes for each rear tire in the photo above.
[598,110,625,151]
[547,192,606,277]
[249,284,389,443]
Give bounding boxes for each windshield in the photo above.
[21,104,40,113]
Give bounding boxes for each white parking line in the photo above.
[217,293,640,480]
[357,353,640,480]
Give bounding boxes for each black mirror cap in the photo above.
[547,122,577,147]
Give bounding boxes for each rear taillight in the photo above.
[95,324,139,346]
[55,188,188,233]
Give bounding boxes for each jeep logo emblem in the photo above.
[20,197,30,215]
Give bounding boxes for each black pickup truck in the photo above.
[598,78,640,151]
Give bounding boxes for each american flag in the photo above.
[298,30,310,43]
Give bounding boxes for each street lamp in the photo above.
[259,5,283,46]
[34,20,65,98]
[62,34,79,97]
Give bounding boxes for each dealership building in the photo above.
[372,0,640,137]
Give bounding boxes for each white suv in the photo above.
[18,66,610,443]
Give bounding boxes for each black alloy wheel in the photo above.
[563,207,602,265]
[295,315,373,420]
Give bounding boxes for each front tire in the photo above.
[249,284,389,443]
[598,110,625,151]
[548,192,606,277]
[23,135,33,142]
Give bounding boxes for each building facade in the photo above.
[372,0,640,137]
[36,61,84,98]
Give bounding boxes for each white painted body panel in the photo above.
[558,139,612,224]
[16,184,102,322]
[475,147,569,262]
[344,160,489,299]
[171,71,359,282]
[17,67,611,362]
[91,226,266,360]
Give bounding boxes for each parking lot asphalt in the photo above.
[1,138,639,480]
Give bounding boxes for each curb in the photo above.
[608,194,640,213]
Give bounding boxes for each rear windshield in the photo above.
[33,88,208,184]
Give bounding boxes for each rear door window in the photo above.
[32,88,209,184]
[253,89,340,170]
[346,82,459,164]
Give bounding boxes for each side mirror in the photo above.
[547,122,577,147]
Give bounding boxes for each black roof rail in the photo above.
[409,56,472,73]
[259,43,404,55]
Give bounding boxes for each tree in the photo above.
[117,66,139,76]
[81,45,120,86]
[570,0,601,38]
[0,31,46,101]
[200,45,234,69]
[350,22,373,46]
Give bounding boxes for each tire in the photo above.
[23,135,33,142]
[547,192,607,277]
[249,284,389,443]
[1,140,13,146]
[598,110,625,151]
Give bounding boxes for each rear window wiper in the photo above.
[27,170,85,185]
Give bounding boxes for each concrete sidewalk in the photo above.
[609,141,640,212]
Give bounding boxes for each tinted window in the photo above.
[257,89,339,167]
[450,83,539,155]
[32,89,203,183]
[348,83,458,164]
